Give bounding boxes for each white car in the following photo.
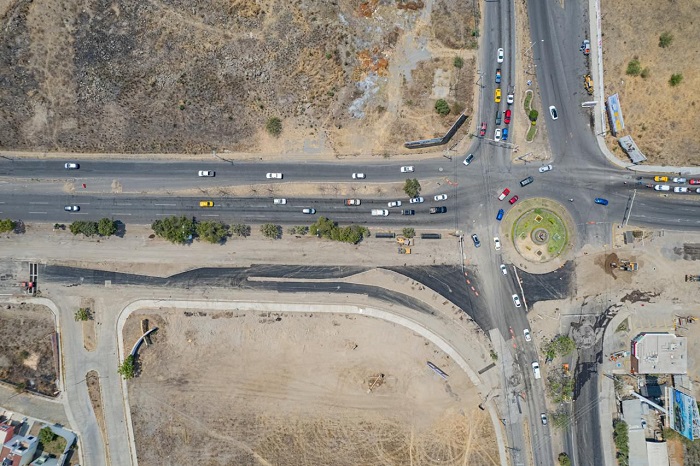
[352,173,366,179]
[494,129,502,141]
[538,165,553,173]
[494,237,501,251]
[409,197,424,204]
[64,162,79,169]
[541,414,548,425]
[345,199,361,206]
[654,185,671,191]
[532,362,541,379]
[273,198,287,205]
[434,194,447,201]
[500,264,507,275]
[507,93,514,105]
[673,177,687,183]
[400,166,414,173]
[512,294,522,308]
[266,173,283,179]
[696,188,700,194]
[497,48,504,63]
[302,208,316,214]
[198,170,215,177]
[388,201,402,208]
[524,329,531,342]
[674,187,689,193]
[463,154,475,166]
[549,106,558,120]
[64,205,80,212]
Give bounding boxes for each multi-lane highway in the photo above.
[0,0,697,465]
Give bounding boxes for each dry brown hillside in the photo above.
[0,0,479,156]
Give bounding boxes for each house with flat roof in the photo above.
[0,433,38,466]
[631,333,687,375]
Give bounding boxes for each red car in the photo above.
[504,109,512,124]
[509,195,519,205]
[480,122,487,137]
[498,188,511,201]
[690,179,700,185]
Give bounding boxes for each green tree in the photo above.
[402,227,415,238]
[528,109,539,122]
[39,426,57,445]
[151,216,195,244]
[196,221,229,244]
[260,223,282,239]
[403,178,422,198]
[659,32,673,48]
[669,73,683,86]
[309,217,368,244]
[640,67,650,79]
[558,453,571,466]
[69,221,99,237]
[453,56,464,69]
[0,219,16,233]
[626,59,641,76]
[231,223,251,237]
[74,308,90,321]
[266,117,282,137]
[554,335,576,356]
[118,355,136,380]
[613,420,629,465]
[434,99,451,116]
[97,218,117,237]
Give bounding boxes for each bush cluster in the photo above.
[309,217,369,244]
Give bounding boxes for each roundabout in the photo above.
[502,198,576,272]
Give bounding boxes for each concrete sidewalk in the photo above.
[588,0,700,176]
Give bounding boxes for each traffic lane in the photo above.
[0,194,459,226]
[629,195,700,229]
[0,157,450,181]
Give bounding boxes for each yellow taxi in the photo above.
[199,200,214,207]
[495,88,502,103]
[654,176,668,182]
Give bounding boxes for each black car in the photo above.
[401,209,415,216]
[520,176,534,187]
[471,234,481,248]
[430,206,447,214]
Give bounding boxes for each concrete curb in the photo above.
[116,298,508,466]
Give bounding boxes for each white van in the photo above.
[371,209,389,217]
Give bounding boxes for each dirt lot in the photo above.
[601,0,700,165]
[0,0,478,157]
[125,309,498,466]
[0,303,58,396]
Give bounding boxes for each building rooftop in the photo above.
[631,333,687,375]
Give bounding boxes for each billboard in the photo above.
[670,388,700,440]
[606,93,625,136]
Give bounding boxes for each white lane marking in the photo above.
[111,213,132,216]
[115,203,132,206]
[28,212,47,214]
[29,202,48,205]
[202,214,220,217]
[155,203,176,206]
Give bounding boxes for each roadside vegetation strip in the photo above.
[523,90,538,142]
[526,124,537,142]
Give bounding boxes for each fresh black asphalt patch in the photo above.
[516,260,575,306]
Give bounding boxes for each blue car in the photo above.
[496,209,504,221]
[502,128,509,141]
[594,197,609,205]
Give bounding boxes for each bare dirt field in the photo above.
[0,303,57,396]
[601,0,700,165]
[0,0,478,157]
[125,309,498,466]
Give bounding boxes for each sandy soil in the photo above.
[601,0,700,165]
[0,302,58,396]
[0,0,479,158]
[0,223,461,277]
[124,308,498,466]
[85,370,106,452]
